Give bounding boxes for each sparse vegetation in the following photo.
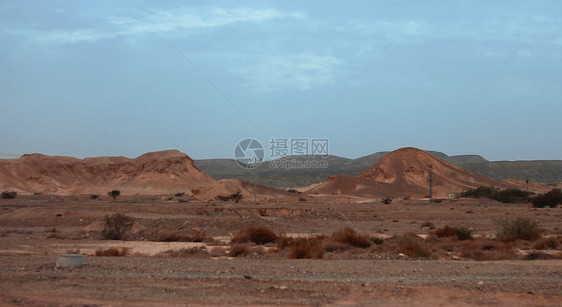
[90,194,99,200]
[1,191,17,199]
[495,217,542,242]
[532,188,562,208]
[107,190,120,201]
[94,247,130,257]
[101,213,135,240]
[231,226,278,245]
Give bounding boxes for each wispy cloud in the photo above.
[237,53,341,93]
[28,7,285,44]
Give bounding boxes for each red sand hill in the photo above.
[307,147,549,198]
[0,150,215,195]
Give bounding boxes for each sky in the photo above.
[1,1,561,161]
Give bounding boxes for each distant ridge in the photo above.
[306,147,550,198]
[0,150,215,195]
[195,150,559,188]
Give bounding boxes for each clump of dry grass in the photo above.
[331,227,370,248]
[155,231,206,242]
[458,240,516,261]
[158,247,210,258]
[431,225,473,241]
[231,226,278,245]
[94,247,130,257]
[532,237,560,250]
[288,236,323,259]
[393,233,431,258]
[431,225,456,238]
[228,243,265,257]
[523,251,562,260]
[229,243,250,257]
[495,217,542,242]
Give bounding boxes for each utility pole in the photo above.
[429,170,433,203]
[375,180,378,204]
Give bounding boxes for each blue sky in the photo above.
[1,1,561,161]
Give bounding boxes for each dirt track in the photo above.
[1,197,561,306]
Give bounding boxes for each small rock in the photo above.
[243,274,252,280]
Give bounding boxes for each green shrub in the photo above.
[460,187,530,203]
[1,191,17,199]
[107,190,120,201]
[532,189,562,208]
[101,213,134,240]
[495,217,542,241]
[454,227,473,241]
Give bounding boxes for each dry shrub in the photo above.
[454,227,473,241]
[395,233,431,258]
[523,251,562,260]
[229,244,249,257]
[432,225,456,238]
[156,231,206,242]
[94,247,130,257]
[289,237,323,259]
[370,236,384,245]
[159,247,210,258]
[532,237,560,250]
[495,217,542,242]
[432,225,472,241]
[231,226,278,245]
[321,238,350,252]
[381,197,392,204]
[331,227,370,248]
[101,213,134,240]
[459,240,516,261]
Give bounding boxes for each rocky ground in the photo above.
[0,196,561,306]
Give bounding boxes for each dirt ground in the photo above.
[1,196,561,306]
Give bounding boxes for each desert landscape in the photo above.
[1,148,561,306]
[3,2,562,306]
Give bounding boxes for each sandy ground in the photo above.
[1,196,561,306]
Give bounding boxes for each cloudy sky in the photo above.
[1,1,561,161]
